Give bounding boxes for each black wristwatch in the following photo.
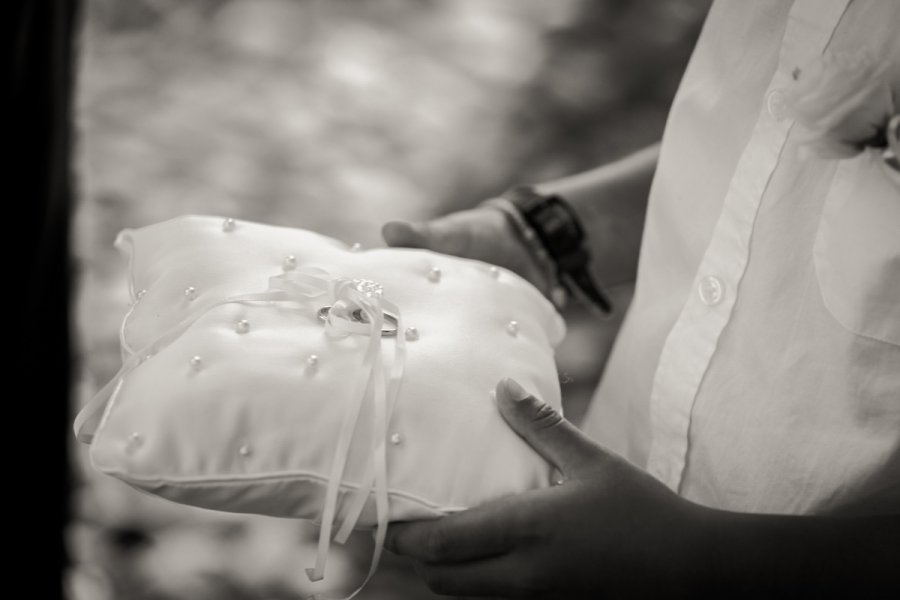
[502,186,613,314]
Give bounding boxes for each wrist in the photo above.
[683,504,731,596]
[643,500,725,598]
[483,186,614,314]
[480,197,566,307]
[534,144,658,287]
[677,506,900,596]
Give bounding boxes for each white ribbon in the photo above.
[74,265,405,599]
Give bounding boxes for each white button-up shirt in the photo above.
[581,0,900,515]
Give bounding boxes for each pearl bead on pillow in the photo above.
[75,214,566,587]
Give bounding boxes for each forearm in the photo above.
[696,507,900,596]
[534,143,659,287]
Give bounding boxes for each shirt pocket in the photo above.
[813,148,900,346]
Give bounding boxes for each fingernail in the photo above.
[498,377,530,402]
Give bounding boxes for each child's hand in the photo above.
[385,378,711,599]
[382,208,552,295]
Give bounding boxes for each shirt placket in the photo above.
[645,0,851,492]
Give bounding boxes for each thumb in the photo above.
[495,377,603,478]
[382,220,431,248]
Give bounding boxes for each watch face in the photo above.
[505,187,612,314]
[534,201,584,256]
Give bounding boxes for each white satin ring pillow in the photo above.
[78,215,566,530]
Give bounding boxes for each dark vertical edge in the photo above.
[13,0,82,598]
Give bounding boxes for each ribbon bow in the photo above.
[74,265,406,599]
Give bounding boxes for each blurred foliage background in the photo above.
[69,1,710,598]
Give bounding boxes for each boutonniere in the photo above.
[783,51,900,170]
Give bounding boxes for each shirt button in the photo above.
[698,275,725,306]
[766,89,788,120]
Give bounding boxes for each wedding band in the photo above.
[317,306,399,337]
